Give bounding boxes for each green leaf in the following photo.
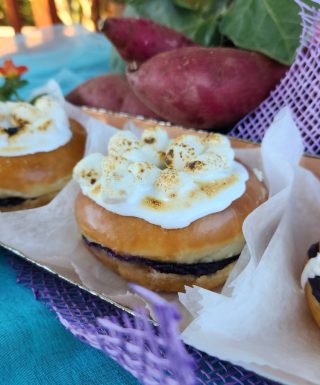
[219,0,302,64]
[0,77,28,101]
[124,0,198,32]
[124,0,229,45]
[108,49,126,74]
[187,16,222,46]
[119,0,146,4]
[29,93,47,105]
[15,79,29,89]
[0,90,7,102]
[173,0,216,12]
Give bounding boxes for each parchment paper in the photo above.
[179,108,320,385]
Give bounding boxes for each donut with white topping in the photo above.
[301,242,320,328]
[73,126,267,292]
[0,96,85,210]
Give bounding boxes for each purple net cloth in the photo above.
[229,0,320,156]
[8,252,279,385]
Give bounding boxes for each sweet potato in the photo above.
[121,87,160,120]
[127,47,288,129]
[66,74,162,120]
[66,74,128,111]
[102,17,197,64]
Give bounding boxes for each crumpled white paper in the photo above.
[179,107,320,385]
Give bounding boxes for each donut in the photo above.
[301,242,320,328]
[0,97,86,211]
[73,127,267,292]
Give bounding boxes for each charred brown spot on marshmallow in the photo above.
[165,148,174,167]
[155,169,180,193]
[143,137,156,144]
[11,113,30,127]
[199,174,238,197]
[128,161,156,181]
[108,134,141,157]
[8,127,28,142]
[158,151,166,163]
[185,160,205,171]
[102,155,128,174]
[202,133,224,145]
[143,196,164,209]
[80,169,100,184]
[37,119,52,131]
[177,144,195,158]
[91,183,101,195]
[2,126,22,137]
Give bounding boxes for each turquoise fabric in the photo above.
[0,255,139,385]
[0,26,139,385]
[0,24,112,97]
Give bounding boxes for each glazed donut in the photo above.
[0,95,86,211]
[0,100,86,211]
[301,242,320,328]
[73,127,267,292]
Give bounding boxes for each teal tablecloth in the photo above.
[1,24,112,97]
[0,255,139,385]
[0,25,139,385]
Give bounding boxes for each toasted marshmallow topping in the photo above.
[301,253,320,289]
[0,96,71,156]
[74,127,249,229]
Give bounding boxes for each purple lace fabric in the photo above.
[9,253,279,385]
[7,1,320,384]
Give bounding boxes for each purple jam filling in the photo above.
[308,242,319,259]
[309,277,320,303]
[0,197,29,207]
[83,236,239,277]
[308,242,320,303]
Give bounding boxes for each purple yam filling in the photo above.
[83,236,239,277]
[308,242,319,260]
[308,242,320,303]
[0,197,28,207]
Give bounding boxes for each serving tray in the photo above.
[1,109,319,385]
[2,109,319,321]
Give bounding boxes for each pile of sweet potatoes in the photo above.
[67,17,288,129]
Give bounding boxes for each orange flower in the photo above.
[0,59,28,78]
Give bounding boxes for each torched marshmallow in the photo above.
[301,253,320,289]
[108,128,168,168]
[73,127,249,229]
[0,96,71,156]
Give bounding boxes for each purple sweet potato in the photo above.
[121,87,161,120]
[127,47,288,129]
[102,17,197,63]
[66,73,162,120]
[66,74,128,111]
